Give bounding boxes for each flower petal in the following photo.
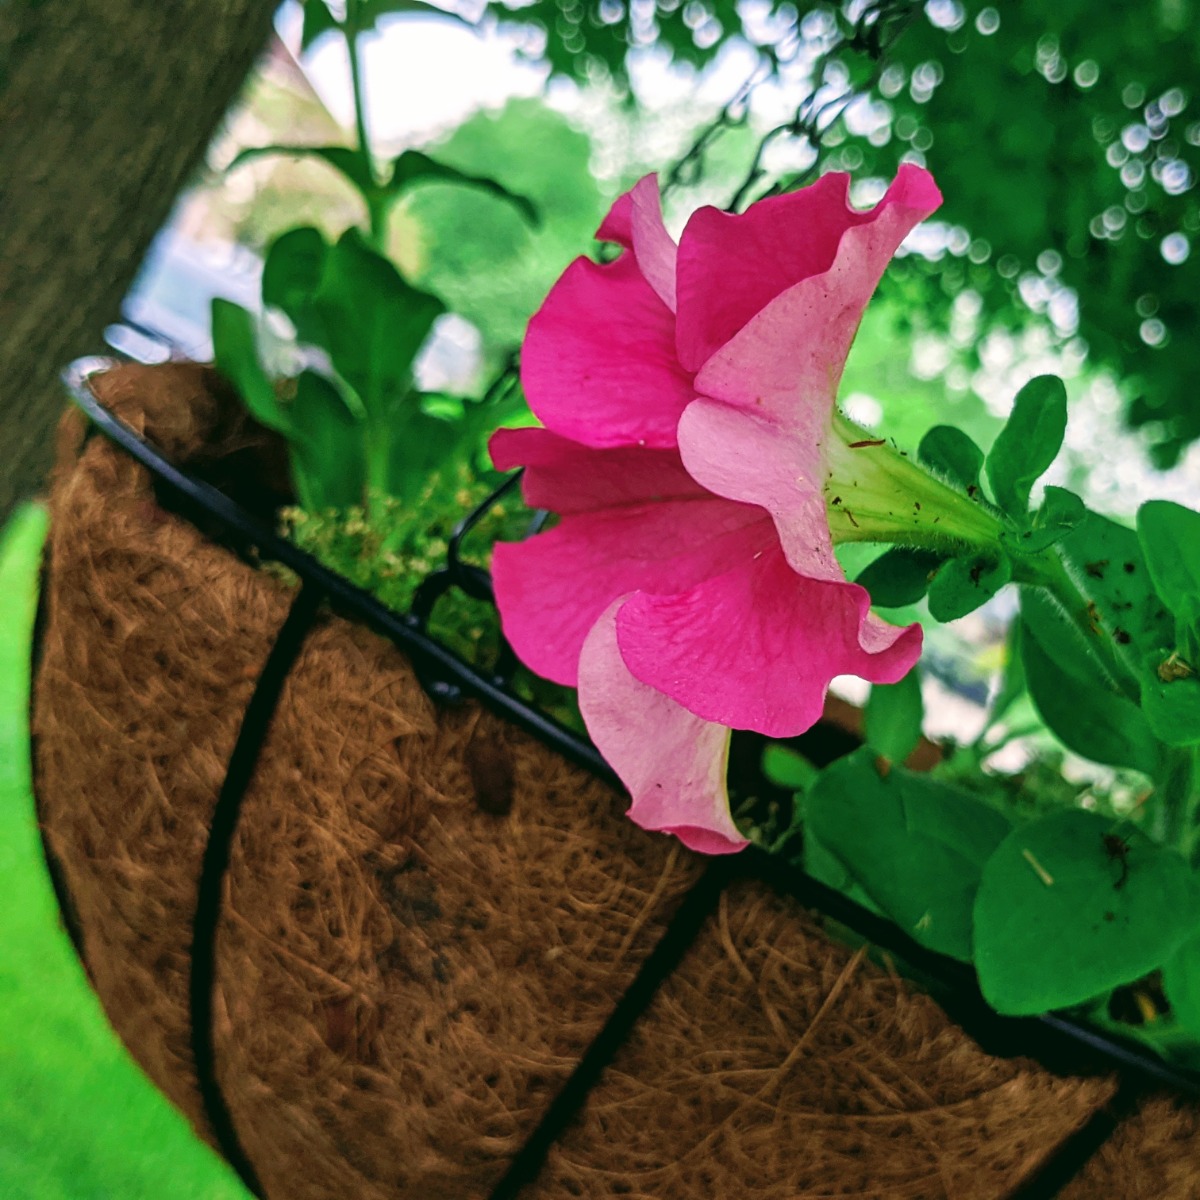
[676,165,941,371]
[492,485,774,687]
[615,543,922,738]
[678,165,941,574]
[521,251,694,449]
[677,397,838,579]
[490,426,704,513]
[595,175,678,312]
[579,600,747,854]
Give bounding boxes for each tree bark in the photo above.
[0,0,282,522]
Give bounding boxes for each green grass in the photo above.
[0,505,247,1200]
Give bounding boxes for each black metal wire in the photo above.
[60,358,1200,1200]
[189,581,325,1200]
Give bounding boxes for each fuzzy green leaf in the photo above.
[974,810,1195,1014]
[864,668,924,764]
[1139,654,1200,747]
[1020,592,1160,774]
[927,552,1011,622]
[1137,500,1200,627]
[806,748,1012,960]
[1058,512,1175,677]
[985,375,1068,518]
[918,424,984,492]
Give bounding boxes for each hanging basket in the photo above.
[29,360,1199,1199]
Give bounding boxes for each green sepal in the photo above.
[918,423,984,493]
[985,375,1068,519]
[974,810,1196,1015]
[1008,486,1086,554]
[927,551,1011,621]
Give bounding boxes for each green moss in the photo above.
[281,464,584,733]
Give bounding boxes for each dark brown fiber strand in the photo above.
[33,361,1178,1198]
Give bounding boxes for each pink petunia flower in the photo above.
[490,166,946,854]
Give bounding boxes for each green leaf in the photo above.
[384,408,462,502]
[301,0,341,48]
[288,372,367,511]
[1020,592,1160,774]
[384,150,539,225]
[354,0,473,34]
[802,830,881,913]
[265,228,444,418]
[324,232,445,416]
[865,668,924,763]
[1138,500,1200,627]
[1163,932,1200,1036]
[973,810,1196,1014]
[262,227,327,334]
[1139,654,1200,747]
[927,552,1011,621]
[1011,486,1086,553]
[1058,512,1175,675]
[228,145,375,201]
[761,744,819,792]
[985,375,1068,518]
[806,748,1012,959]
[855,548,942,607]
[918,424,984,492]
[210,299,294,435]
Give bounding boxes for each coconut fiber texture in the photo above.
[32,362,1186,1199]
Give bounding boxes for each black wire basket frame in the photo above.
[53,357,1200,1200]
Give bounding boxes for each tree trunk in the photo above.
[0,0,282,523]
